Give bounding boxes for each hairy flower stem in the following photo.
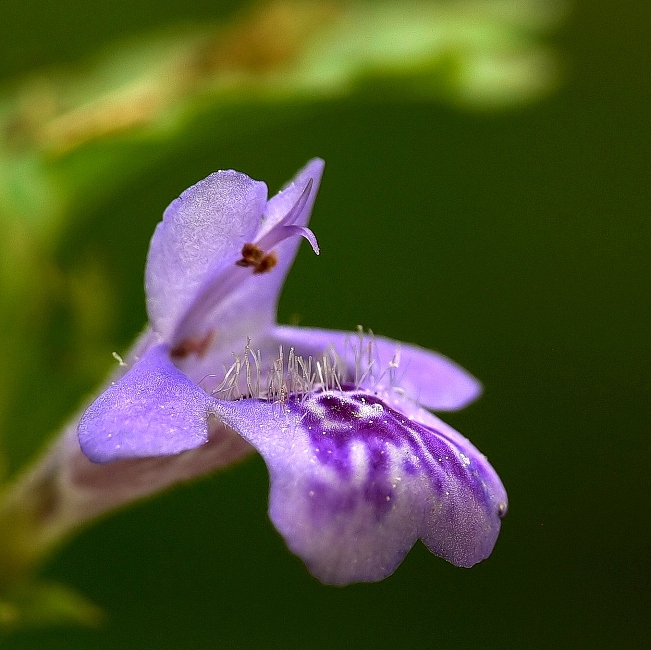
[0,423,80,591]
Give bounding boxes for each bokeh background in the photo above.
[1,0,649,648]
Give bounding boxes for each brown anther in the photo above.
[253,251,278,274]
[236,242,278,274]
[236,242,264,267]
[170,330,216,359]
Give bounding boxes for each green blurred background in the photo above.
[1,0,649,647]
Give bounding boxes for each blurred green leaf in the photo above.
[0,580,104,633]
[1,0,565,235]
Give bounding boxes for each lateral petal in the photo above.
[78,345,215,462]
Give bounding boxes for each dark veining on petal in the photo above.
[306,479,358,525]
[285,390,502,523]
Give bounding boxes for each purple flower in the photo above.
[78,159,507,584]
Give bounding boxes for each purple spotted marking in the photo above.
[284,389,502,524]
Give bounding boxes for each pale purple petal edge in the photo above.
[271,325,482,411]
[78,345,214,462]
[145,171,268,338]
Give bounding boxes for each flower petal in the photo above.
[78,345,215,462]
[145,171,268,338]
[209,159,325,329]
[215,389,506,585]
[271,326,482,410]
[259,158,325,239]
[172,161,325,383]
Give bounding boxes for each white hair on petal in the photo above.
[209,328,403,404]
